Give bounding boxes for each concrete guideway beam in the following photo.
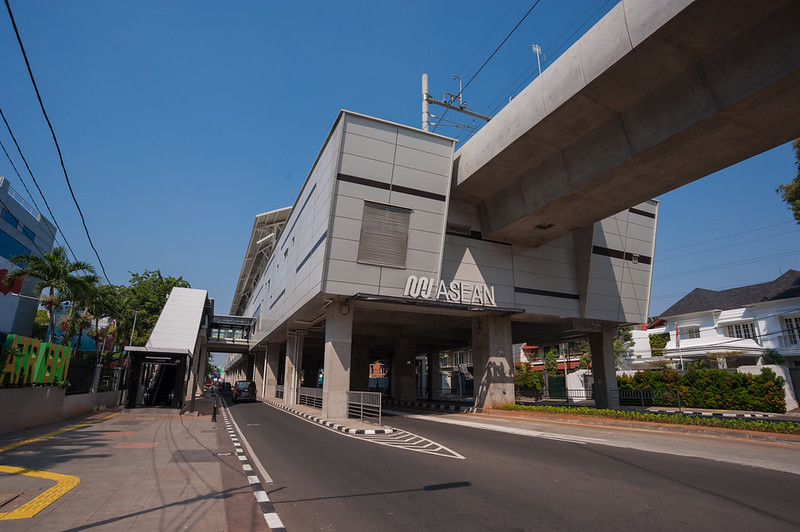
[453,0,800,248]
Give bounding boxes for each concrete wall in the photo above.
[61,390,122,419]
[0,386,65,434]
[0,388,122,435]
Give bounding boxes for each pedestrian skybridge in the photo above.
[208,314,255,353]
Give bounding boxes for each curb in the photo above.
[383,398,477,413]
[645,408,774,419]
[264,400,394,434]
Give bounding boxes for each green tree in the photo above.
[545,349,559,375]
[614,326,635,366]
[3,247,96,343]
[777,139,800,223]
[31,309,49,340]
[116,270,190,347]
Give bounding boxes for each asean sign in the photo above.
[403,275,496,306]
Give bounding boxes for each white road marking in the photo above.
[384,409,608,445]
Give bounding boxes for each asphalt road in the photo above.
[225,400,800,531]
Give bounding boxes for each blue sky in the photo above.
[1,0,798,325]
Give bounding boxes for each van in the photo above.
[233,380,257,403]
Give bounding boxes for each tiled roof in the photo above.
[660,270,800,317]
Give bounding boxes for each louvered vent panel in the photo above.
[357,201,411,268]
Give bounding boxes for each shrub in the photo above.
[615,367,786,413]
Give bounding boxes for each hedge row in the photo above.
[496,404,800,435]
[617,367,786,413]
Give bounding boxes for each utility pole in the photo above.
[421,74,491,131]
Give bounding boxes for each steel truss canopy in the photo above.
[231,206,292,316]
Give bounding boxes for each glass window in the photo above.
[21,226,35,241]
[2,209,18,228]
[680,327,700,340]
[0,231,30,260]
[784,317,800,345]
[725,322,755,339]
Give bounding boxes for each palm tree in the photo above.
[4,246,97,343]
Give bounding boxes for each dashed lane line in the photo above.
[220,399,285,531]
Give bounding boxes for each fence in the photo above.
[65,355,96,395]
[298,386,323,409]
[612,388,682,410]
[275,384,284,399]
[347,391,383,426]
[516,386,594,402]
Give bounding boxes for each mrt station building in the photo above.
[228,110,657,417]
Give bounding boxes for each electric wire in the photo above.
[657,227,798,263]
[0,130,66,252]
[433,0,542,134]
[4,0,111,284]
[655,249,800,281]
[0,107,77,260]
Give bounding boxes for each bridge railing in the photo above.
[298,387,323,409]
[347,391,382,426]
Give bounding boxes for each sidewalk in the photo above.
[0,395,267,531]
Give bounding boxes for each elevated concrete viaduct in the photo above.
[225,0,800,415]
[453,0,800,248]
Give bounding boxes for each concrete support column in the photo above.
[252,350,266,399]
[427,351,442,400]
[322,300,353,419]
[589,324,620,409]
[265,342,281,399]
[472,315,514,409]
[283,332,301,405]
[393,338,417,402]
[350,347,370,392]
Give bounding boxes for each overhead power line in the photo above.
[0,107,77,260]
[433,0,542,133]
[5,0,110,283]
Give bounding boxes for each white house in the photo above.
[631,270,800,396]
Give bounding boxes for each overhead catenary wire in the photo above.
[433,0,542,134]
[4,0,110,284]
[0,107,77,260]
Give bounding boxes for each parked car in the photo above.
[222,381,232,391]
[233,380,256,403]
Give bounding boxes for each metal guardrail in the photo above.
[298,386,323,409]
[516,387,593,402]
[347,391,383,426]
[611,388,682,410]
[275,385,284,399]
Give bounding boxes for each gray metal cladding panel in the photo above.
[396,128,454,158]
[388,191,445,216]
[342,132,397,164]
[326,259,381,288]
[406,228,444,254]
[393,145,452,177]
[405,249,441,272]
[344,114,399,144]
[391,165,449,197]
[330,215,363,242]
[335,179,391,204]
[338,153,393,184]
[410,209,447,234]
